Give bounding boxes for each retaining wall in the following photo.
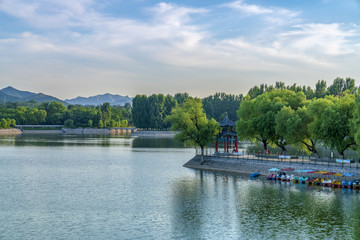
[131,130,175,137]
[62,128,110,135]
[184,155,359,177]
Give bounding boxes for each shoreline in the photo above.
[131,130,175,138]
[184,155,359,178]
[0,129,22,135]
[0,128,175,137]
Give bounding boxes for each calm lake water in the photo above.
[1,135,360,240]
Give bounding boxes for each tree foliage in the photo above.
[167,98,220,163]
[202,92,243,122]
[237,90,307,153]
[0,100,131,128]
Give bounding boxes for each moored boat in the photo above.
[353,180,360,190]
[314,178,323,186]
[299,176,309,184]
[307,178,316,185]
[250,172,259,178]
[341,180,353,189]
[323,179,332,187]
[292,176,299,183]
[332,180,341,188]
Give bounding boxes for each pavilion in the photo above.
[215,113,238,153]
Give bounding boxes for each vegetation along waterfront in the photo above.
[2,77,360,161]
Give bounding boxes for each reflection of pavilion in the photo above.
[215,113,238,153]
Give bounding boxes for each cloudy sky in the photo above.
[1,0,360,99]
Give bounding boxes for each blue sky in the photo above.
[0,0,360,99]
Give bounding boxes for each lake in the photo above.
[1,134,360,239]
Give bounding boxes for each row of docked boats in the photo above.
[266,168,360,189]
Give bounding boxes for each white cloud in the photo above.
[225,0,273,14]
[279,23,360,56]
[224,0,299,18]
[1,0,360,97]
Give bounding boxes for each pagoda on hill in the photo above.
[215,113,238,153]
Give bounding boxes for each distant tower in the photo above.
[216,113,238,153]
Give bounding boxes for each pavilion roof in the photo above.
[220,113,236,127]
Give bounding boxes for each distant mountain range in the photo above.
[65,94,132,106]
[0,86,133,106]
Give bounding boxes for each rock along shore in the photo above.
[131,130,175,137]
[0,129,22,135]
[184,155,359,177]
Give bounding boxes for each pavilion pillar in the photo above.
[226,136,229,153]
[215,140,218,152]
[224,138,226,152]
[235,137,238,152]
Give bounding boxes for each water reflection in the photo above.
[170,169,360,239]
[171,176,204,239]
[2,135,360,239]
[132,137,184,148]
[0,135,186,148]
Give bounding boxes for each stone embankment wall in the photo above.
[131,130,175,137]
[22,130,64,134]
[0,129,22,135]
[62,128,110,135]
[184,155,359,177]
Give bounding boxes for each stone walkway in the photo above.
[184,155,360,179]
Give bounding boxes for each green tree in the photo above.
[9,119,16,127]
[98,119,104,128]
[353,89,360,157]
[132,95,149,128]
[323,94,355,158]
[275,106,319,157]
[100,102,111,128]
[163,94,178,128]
[15,106,26,125]
[167,98,220,164]
[309,94,356,158]
[237,90,306,153]
[327,77,356,96]
[174,93,190,106]
[0,118,8,128]
[64,119,75,128]
[148,94,165,128]
[315,80,327,98]
[203,92,243,122]
[88,119,93,128]
[42,101,66,125]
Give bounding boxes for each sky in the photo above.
[0,0,360,99]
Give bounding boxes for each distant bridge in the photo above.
[109,127,137,134]
[16,125,64,129]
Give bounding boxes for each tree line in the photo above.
[1,76,357,143]
[247,77,356,99]
[0,101,132,128]
[165,77,359,160]
[237,78,360,159]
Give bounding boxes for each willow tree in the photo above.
[275,106,319,157]
[237,89,306,153]
[309,94,356,158]
[353,89,360,157]
[167,98,220,164]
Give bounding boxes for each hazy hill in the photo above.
[0,86,67,105]
[65,93,133,106]
[0,86,132,106]
[0,91,22,103]
[0,86,35,98]
[24,93,67,105]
